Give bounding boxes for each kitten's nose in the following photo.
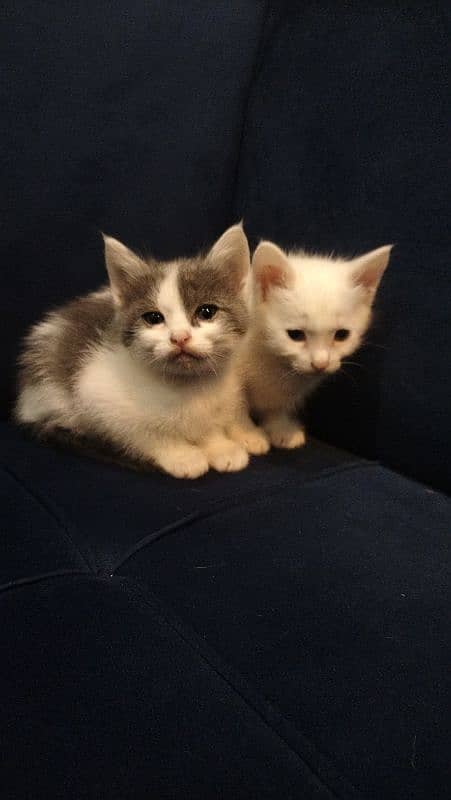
[170,330,191,347]
[311,352,329,372]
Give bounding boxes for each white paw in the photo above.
[266,425,306,449]
[235,427,270,455]
[157,447,209,479]
[207,441,249,472]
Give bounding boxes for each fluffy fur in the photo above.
[231,241,392,451]
[15,225,253,478]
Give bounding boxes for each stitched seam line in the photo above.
[231,1,287,218]
[0,570,361,796]
[229,0,271,219]
[110,460,378,573]
[1,464,94,573]
[121,576,362,800]
[0,570,90,596]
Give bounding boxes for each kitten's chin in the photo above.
[291,364,340,376]
[158,352,217,381]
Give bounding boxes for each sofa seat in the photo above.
[2,421,450,799]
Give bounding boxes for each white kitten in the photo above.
[230,240,392,451]
[16,225,252,478]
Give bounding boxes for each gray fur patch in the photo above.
[178,257,248,335]
[17,289,115,390]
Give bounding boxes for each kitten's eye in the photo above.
[334,328,350,341]
[142,311,165,325]
[287,330,306,341]
[196,304,218,321]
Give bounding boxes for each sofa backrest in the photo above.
[235,1,450,492]
[1,1,265,414]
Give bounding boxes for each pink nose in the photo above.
[170,330,191,346]
[311,354,329,371]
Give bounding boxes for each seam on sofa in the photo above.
[121,575,363,800]
[0,570,362,795]
[230,1,286,223]
[1,464,95,573]
[231,1,287,221]
[109,460,377,574]
[0,569,90,596]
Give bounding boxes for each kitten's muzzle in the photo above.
[169,330,207,362]
[164,347,215,379]
[170,349,205,364]
[169,344,206,362]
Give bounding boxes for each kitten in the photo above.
[230,240,392,451]
[15,224,252,478]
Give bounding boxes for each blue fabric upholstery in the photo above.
[1,3,450,798]
[2,421,451,799]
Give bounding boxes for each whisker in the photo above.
[342,360,367,370]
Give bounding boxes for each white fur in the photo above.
[16,381,71,424]
[75,343,247,476]
[260,255,370,374]
[233,242,392,450]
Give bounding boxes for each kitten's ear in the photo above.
[207,223,250,291]
[102,234,148,305]
[351,245,393,301]
[252,241,293,300]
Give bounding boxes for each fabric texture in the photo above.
[2,576,344,800]
[1,2,450,799]
[2,422,451,798]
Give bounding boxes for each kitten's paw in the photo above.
[230,425,270,455]
[157,446,209,479]
[207,441,249,472]
[265,421,306,449]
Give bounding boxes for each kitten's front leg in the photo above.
[148,439,209,479]
[262,412,306,449]
[228,408,270,455]
[201,430,249,472]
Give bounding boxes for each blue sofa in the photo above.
[2,3,450,798]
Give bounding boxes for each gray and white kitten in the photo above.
[230,240,392,452]
[15,224,252,478]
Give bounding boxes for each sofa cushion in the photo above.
[0,421,358,576]
[0,464,89,587]
[1,422,450,798]
[118,464,451,799]
[2,575,352,800]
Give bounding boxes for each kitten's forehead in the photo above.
[177,255,234,310]
[157,263,186,320]
[122,258,168,307]
[297,257,357,308]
